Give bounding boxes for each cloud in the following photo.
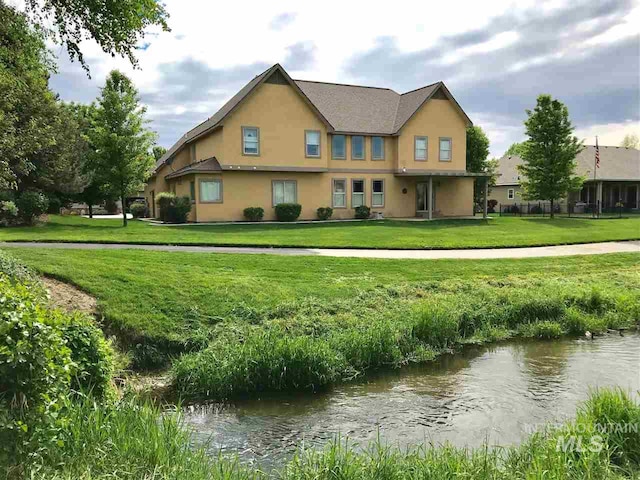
[283,42,316,71]
[269,12,296,31]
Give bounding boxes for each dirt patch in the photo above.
[42,276,97,314]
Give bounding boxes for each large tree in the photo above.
[152,146,167,161]
[466,126,497,207]
[23,0,169,71]
[90,70,155,226]
[504,142,528,157]
[518,94,584,218]
[620,133,639,149]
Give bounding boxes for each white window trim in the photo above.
[439,137,452,162]
[242,126,260,156]
[272,180,298,206]
[508,188,515,200]
[332,135,346,160]
[415,136,428,161]
[372,179,385,207]
[372,136,385,160]
[305,130,321,158]
[351,179,365,208]
[332,178,347,208]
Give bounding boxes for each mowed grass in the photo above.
[8,247,640,396]
[0,214,639,248]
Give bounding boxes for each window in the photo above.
[352,179,365,207]
[439,137,452,161]
[415,136,428,161]
[372,137,385,160]
[190,144,196,162]
[200,179,222,203]
[332,135,346,159]
[305,130,320,157]
[351,136,365,160]
[272,180,297,205]
[242,127,259,155]
[190,181,196,203]
[372,179,384,207]
[332,179,346,208]
[508,188,514,200]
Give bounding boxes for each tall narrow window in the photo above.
[439,138,452,161]
[351,136,365,160]
[415,136,428,161]
[272,180,297,205]
[200,179,222,203]
[332,135,346,159]
[372,179,384,207]
[332,179,346,207]
[372,137,385,160]
[352,179,365,207]
[190,181,196,203]
[305,130,320,157]
[242,127,259,155]
[508,188,514,200]
[190,144,196,162]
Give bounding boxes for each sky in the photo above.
[31,0,640,158]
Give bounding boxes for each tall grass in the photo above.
[174,275,640,399]
[15,389,640,479]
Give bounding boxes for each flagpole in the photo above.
[594,136,598,183]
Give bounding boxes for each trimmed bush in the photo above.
[354,205,371,219]
[155,192,175,222]
[0,200,18,226]
[129,202,147,218]
[243,206,264,222]
[169,196,192,223]
[15,191,49,225]
[316,207,333,220]
[275,203,302,222]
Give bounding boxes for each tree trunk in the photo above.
[550,199,555,219]
[121,195,128,227]
[88,204,93,218]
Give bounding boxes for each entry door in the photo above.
[416,182,435,212]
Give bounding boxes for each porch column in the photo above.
[483,177,488,219]
[428,176,433,220]
[596,181,603,215]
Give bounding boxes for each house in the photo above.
[492,145,640,212]
[145,64,489,222]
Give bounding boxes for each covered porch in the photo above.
[569,180,640,212]
[394,170,493,219]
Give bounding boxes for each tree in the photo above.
[23,0,169,71]
[517,94,584,218]
[504,142,527,157]
[620,133,639,149]
[153,146,167,161]
[90,71,155,226]
[466,126,497,207]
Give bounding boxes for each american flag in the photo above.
[595,138,600,168]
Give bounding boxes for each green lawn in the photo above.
[0,214,638,249]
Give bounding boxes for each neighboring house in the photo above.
[493,146,640,211]
[145,63,489,222]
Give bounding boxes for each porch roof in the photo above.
[394,169,493,177]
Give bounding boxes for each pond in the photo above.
[183,333,640,468]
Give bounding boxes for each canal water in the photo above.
[183,333,640,467]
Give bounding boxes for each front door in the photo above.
[416,182,435,213]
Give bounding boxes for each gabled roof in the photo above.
[496,146,640,185]
[154,64,471,172]
[164,157,222,180]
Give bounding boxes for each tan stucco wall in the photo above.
[328,135,396,170]
[397,98,468,172]
[193,129,223,162]
[434,177,474,216]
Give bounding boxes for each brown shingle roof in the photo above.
[496,146,640,185]
[164,157,222,179]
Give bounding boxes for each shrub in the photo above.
[275,203,302,222]
[0,200,18,226]
[529,204,543,214]
[487,199,498,213]
[15,191,49,225]
[155,192,175,222]
[412,304,459,348]
[46,195,63,214]
[354,205,371,219]
[316,207,333,220]
[104,199,119,214]
[169,196,192,223]
[243,206,264,222]
[129,202,147,218]
[507,204,520,214]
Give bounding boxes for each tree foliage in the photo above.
[518,94,584,217]
[466,126,497,206]
[152,145,167,161]
[23,0,170,71]
[620,133,639,149]
[504,142,528,157]
[89,70,155,226]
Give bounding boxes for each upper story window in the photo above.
[242,127,260,155]
[190,143,196,162]
[273,180,297,205]
[305,130,321,157]
[352,179,365,207]
[332,135,346,159]
[372,136,385,160]
[351,136,365,160]
[332,179,346,208]
[372,179,385,207]
[415,136,428,161]
[439,137,452,161]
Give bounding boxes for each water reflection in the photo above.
[183,333,640,467]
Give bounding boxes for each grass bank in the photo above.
[7,248,640,398]
[0,214,639,249]
[18,388,640,479]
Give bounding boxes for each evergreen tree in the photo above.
[518,94,584,218]
[90,71,155,226]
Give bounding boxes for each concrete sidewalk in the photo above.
[1,240,638,259]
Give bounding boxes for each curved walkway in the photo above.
[1,240,639,259]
